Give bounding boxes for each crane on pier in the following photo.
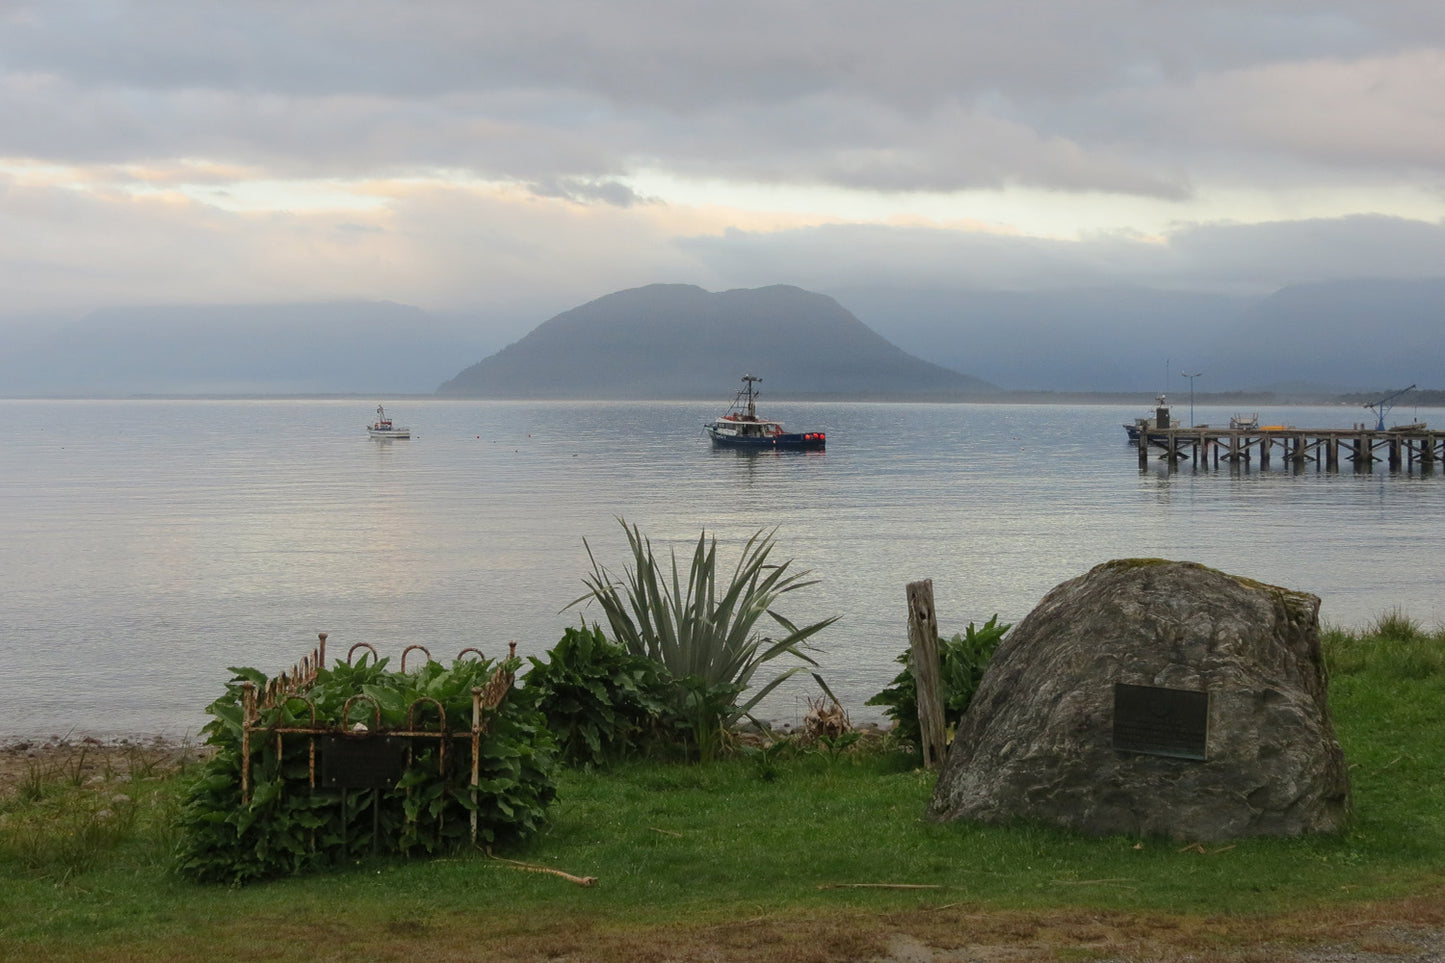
[1366,384,1416,430]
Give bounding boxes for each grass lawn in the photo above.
[2,625,1443,962]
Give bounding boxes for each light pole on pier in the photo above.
[1181,371,1202,427]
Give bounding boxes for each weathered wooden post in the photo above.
[906,579,947,769]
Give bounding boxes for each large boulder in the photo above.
[928,559,1350,840]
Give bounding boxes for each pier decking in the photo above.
[1137,424,1444,472]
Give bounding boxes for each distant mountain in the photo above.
[838,278,1445,394]
[0,301,499,396]
[1204,279,1445,392]
[833,286,1244,393]
[4,277,1442,398]
[436,284,995,399]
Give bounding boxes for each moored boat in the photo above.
[1124,394,1171,442]
[368,405,411,439]
[705,375,825,451]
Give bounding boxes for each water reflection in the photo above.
[2,399,1443,739]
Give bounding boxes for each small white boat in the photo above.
[367,405,411,439]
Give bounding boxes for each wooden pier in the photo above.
[1137,424,1445,472]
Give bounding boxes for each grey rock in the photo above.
[928,559,1351,840]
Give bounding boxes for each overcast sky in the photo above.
[4,0,1445,326]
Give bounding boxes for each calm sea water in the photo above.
[4,398,1442,741]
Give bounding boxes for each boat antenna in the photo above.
[741,374,761,419]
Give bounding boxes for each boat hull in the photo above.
[368,427,411,439]
[706,427,824,451]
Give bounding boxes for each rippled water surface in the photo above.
[4,398,1442,739]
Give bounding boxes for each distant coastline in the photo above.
[4,389,1442,406]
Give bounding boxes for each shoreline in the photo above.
[0,734,211,800]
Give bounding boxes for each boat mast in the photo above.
[741,374,761,419]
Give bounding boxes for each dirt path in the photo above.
[463,905,1445,962]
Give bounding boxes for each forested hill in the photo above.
[436,283,995,399]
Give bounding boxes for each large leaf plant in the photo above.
[570,519,838,754]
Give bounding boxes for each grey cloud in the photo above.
[2,153,1442,320]
[675,223,1153,294]
[6,1,1444,196]
[9,2,1420,103]
[1162,215,1445,289]
[3,0,1445,322]
[674,215,1445,296]
[526,177,644,207]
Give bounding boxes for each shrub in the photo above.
[866,615,1009,759]
[521,624,674,768]
[569,519,838,758]
[175,653,556,885]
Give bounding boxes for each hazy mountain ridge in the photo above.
[437,283,995,398]
[2,278,1443,398]
[0,301,500,396]
[842,278,1445,395]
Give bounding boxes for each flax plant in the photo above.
[571,520,838,742]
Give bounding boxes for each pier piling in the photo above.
[1135,425,1443,474]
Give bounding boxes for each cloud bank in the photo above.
[3,1,1444,322]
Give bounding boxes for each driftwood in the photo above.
[817,883,943,890]
[485,849,597,887]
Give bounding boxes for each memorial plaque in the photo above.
[1112,683,1209,760]
[319,734,408,789]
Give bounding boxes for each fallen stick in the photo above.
[485,850,597,887]
[817,883,942,890]
[1176,842,1235,856]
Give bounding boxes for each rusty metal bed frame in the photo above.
[238,632,517,845]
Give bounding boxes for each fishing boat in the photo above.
[705,375,825,451]
[367,405,411,439]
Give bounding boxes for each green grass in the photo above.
[3,623,1445,961]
